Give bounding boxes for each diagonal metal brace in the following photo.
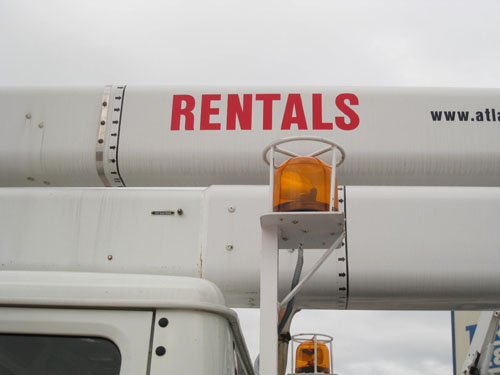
[278,232,345,310]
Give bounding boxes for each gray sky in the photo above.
[236,309,452,375]
[1,0,500,88]
[2,0,500,373]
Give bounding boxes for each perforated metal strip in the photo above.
[96,86,112,187]
[332,185,348,309]
[96,85,126,187]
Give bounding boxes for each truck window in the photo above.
[0,334,121,375]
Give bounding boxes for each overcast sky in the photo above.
[2,0,500,374]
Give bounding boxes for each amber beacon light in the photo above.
[291,334,334,374]
[263,137,345,213]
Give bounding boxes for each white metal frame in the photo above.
[288,333,334,375]
[260,137,346,375]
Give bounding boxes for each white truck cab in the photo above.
[0,271,252,374]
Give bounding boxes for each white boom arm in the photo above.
[1,185,500,311]
[1,86,500,188]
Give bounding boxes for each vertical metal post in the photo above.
[269,147,275,210]
[330,340,334,374]
[329,147,336,211]
[260,225,279,375]
[314,335,318,374]
[260,146,278,375]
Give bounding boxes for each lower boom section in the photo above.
[345,186,500,310]
[0,185,499,310]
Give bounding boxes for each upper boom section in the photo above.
[1,85,499,187]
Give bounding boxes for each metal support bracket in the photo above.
[260,211,345,375]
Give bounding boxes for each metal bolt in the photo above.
[102,101,107,107]
[176,208,183,215]
[301,229,309,233]
[26,177,35,182]
[158,318,169,327]
[226,244,234,251]
[292,220,298,224]
[107,254,113,261]
[100,120,106,125]
[282,237,288,241]
[227,205,236,213]
[25,113,32,119]
[155,346,166,356]
[98,139,104,144]
[38,122,44,128]
[43,181,51,185]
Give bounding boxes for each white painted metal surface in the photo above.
[0,271,225,307]
[0,87,104,186]
[2,185,500,310]
[0,307,152,375]
[0,187,203,277]
[2,86,500,187]
[261,212,345,249]
[260,224,279,375]
[151,309,237,375]
[346,186,500,310]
